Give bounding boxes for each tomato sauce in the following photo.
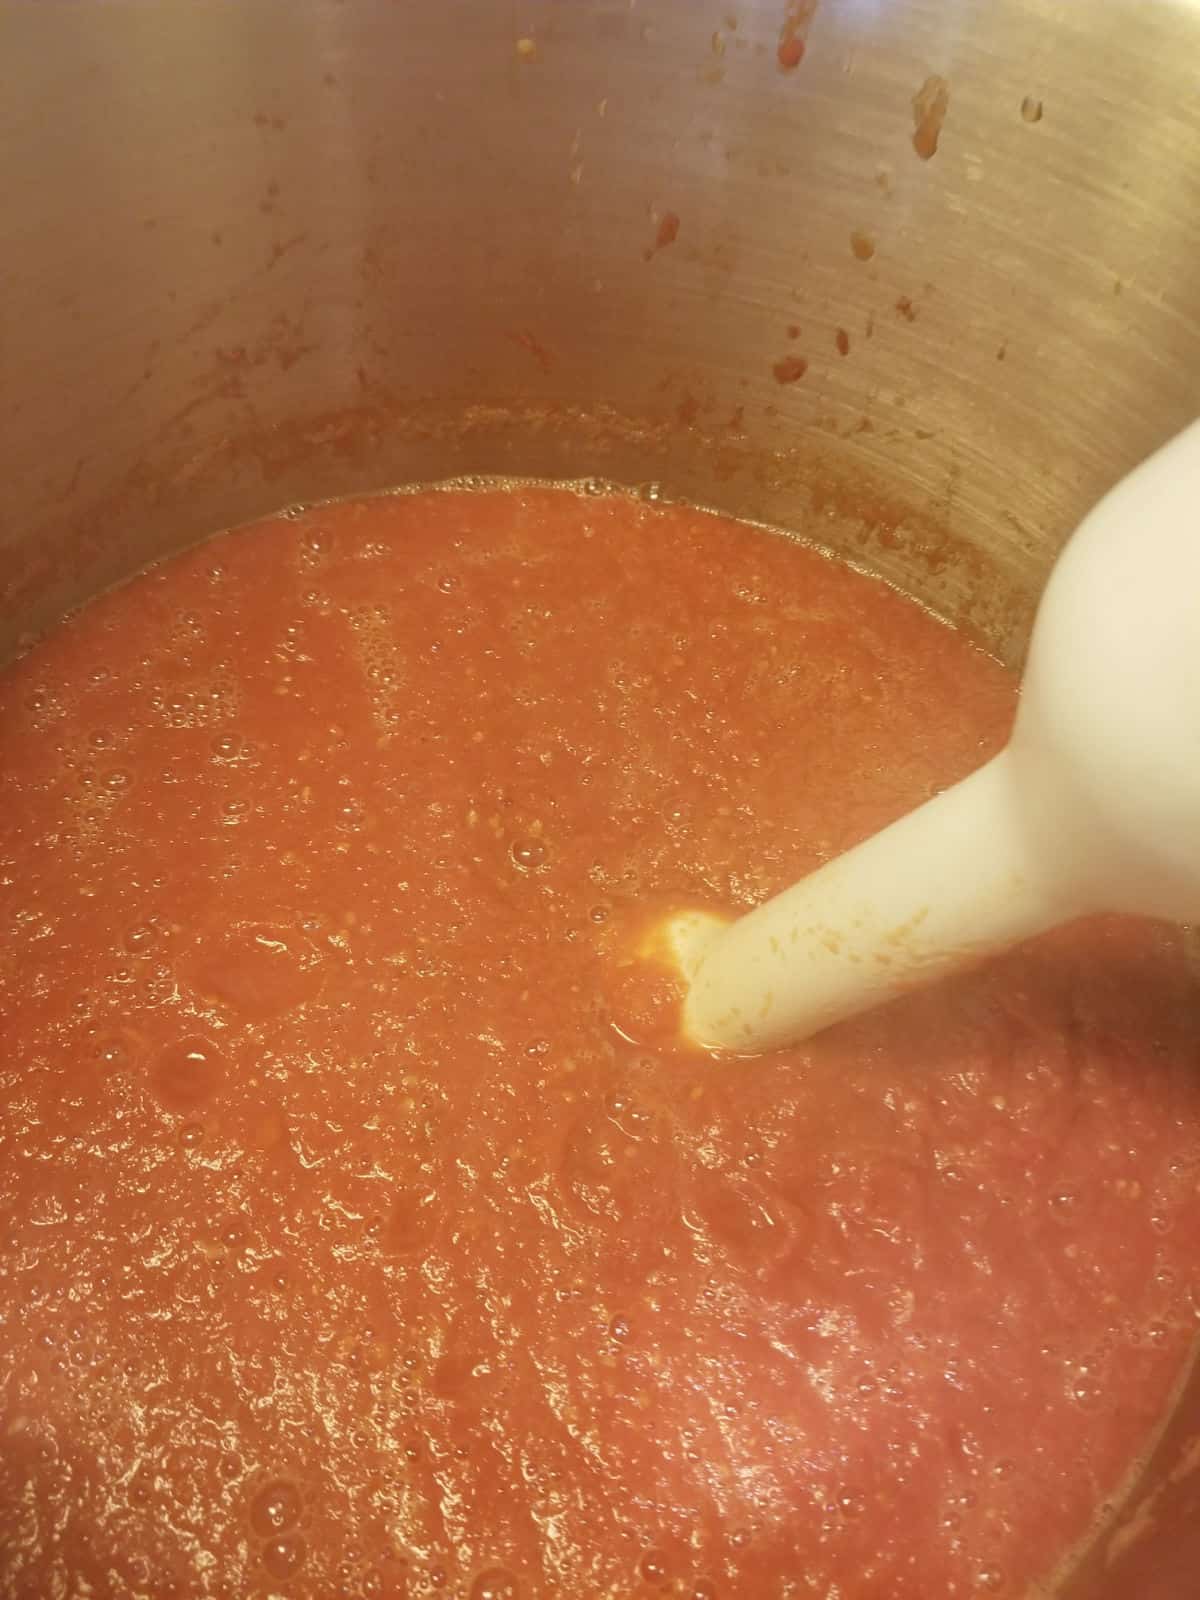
[1,485,1199,1599]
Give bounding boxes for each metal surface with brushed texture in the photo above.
[5,1,1200,659]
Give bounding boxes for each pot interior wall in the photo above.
[4,1,1200,1592]
[7,0,1200,662]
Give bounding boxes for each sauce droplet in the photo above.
[777,1,817,71]
[654,212,680,252]
[777,34,805,69]
[772,355,809,385]
[912,75,950,160]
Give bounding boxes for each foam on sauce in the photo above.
[1,483,1199,1598]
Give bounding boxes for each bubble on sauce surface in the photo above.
[123,922,158,954]
[183,924,320,1020]
[470,1568,520,1599]
[93,1033,131,1067]
[336,795,369,832]
[250,1478,302,1537]
[152,1036,226,1111]
[639,1549,671,1586]
[211,731,244,760]
[263,1533,307,1578]
[300,525,333,556]
[509,836,546,871]
[1071,1374,1103,1409]
[383,1186,440,1254]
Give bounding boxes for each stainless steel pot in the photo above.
[4,1,1200,1592]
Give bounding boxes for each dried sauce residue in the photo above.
[912,75,949,160]
[895,296,917,323]
[506,330,553,373]
[656,212,681,250]
[778,0,818,70]
[850,230,875,262]
[644,211,681,262]
[772,354,809,384]
[835,328,850,357]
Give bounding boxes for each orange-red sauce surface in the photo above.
[2,486,1199,1600]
